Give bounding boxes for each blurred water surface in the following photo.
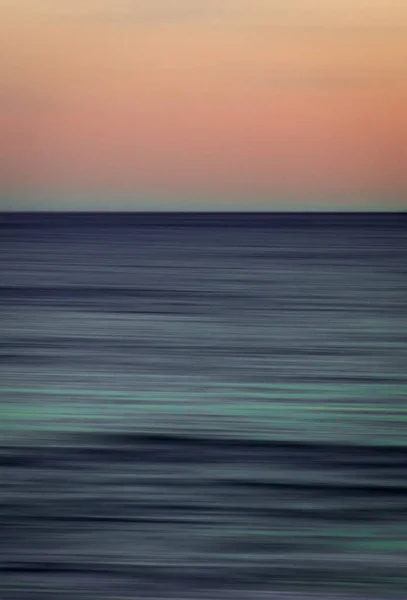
[1,213,407,599]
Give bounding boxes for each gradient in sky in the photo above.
[1,0,407,210]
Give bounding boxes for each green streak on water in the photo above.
[2,385,406,447]
[1,385,407,411]
[1,382,406,399]
[2,400,407,420]
[350,540,407,552]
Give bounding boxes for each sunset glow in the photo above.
[1,1,406,209]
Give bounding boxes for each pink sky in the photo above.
[1,1,407,209]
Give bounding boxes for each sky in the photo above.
[1,0,406,211]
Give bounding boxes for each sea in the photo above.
[1,212,407,600]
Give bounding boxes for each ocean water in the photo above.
[1,212,407,600]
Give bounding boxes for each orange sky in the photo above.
[1,0,407,209]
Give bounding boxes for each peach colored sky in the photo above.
[1,0,406,210]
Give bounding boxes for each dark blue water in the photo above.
[1,212,407,600]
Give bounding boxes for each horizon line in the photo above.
[0,209,406,214]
